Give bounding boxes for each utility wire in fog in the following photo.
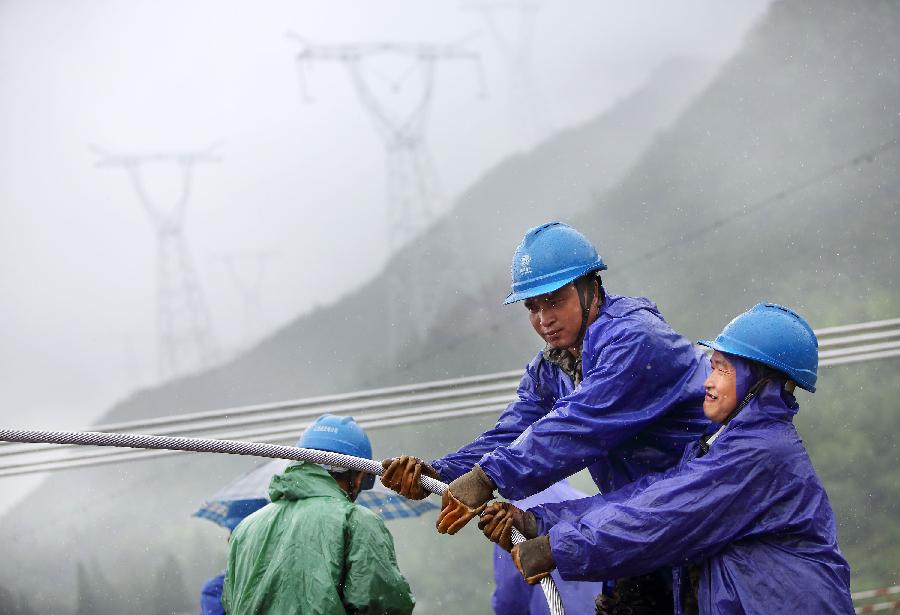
[8,137,894,481]
[617,135,900,271]
[0,318,897,477]
[385,135,900,368]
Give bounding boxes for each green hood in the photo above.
[268,460,351,503]
[225,460,415,615]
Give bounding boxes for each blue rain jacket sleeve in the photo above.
[200,572,226,615]
[549,434,774,579]
[430,355,557,482]
[479,311,708,500]
[530,440,707,534]
[547,385,853,614]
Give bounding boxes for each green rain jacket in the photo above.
[223,461,415,615]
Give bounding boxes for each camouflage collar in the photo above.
[542,346,582,387]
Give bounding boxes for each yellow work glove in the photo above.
[511,535,555,585]
[478,502,539,552]
[435,465,495,534]
[380,456,441,500]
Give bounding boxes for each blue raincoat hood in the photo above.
[728,353,795,418]
[732,354,757,405]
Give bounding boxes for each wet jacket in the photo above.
[430,293,711,498]
[530,381,853,614]
[492,481,604,615]
[200,572,226,615]
[223,461,415,615]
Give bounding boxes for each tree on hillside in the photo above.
[73,560,121,615]
[153,554,193,615]
[0,583,17,615]
[75,562,101,615]
[15,593,38,615]
[188,527,228,599]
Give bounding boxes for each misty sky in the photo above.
[0,0,770,512]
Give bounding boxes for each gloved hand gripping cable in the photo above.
[381,455,441,500]
[0,428,566,615]
[436,464,496,535]
[478,501,539,552]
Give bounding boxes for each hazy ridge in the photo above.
[2,0,899,610]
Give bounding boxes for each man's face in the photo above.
[523,283,589,351]
[349,471,365,502]
[703,351,738,423]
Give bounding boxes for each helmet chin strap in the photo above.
[699,378,770,455]
[574,277,599,349]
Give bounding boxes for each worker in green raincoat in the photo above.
[224,415,415,615]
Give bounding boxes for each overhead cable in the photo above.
[618,135,900,271]
[0,428,567,615]
[0,319,897,477]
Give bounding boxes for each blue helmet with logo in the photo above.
[298,414,375,490]
[504,222,607,304]
[699,303,819,392]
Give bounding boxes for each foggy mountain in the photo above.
[403,0,900,588]
[3,0,899,610]
[411,0,900,591]
[0,55,717,614]
[404,0,900,380]
[94,55,719,426]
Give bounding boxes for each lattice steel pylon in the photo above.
[463,1,549,147]
[219,251,274,349]
[290,37,485,345]
[93,144,220,380]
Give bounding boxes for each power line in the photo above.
[617,135,900,271]
[0,318,896,477]
[3,316,893,459]
[386,134,900,371]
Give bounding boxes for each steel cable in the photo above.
[0,428,566,615]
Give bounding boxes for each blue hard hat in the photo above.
[298,414,375,490]
[298,414,373,459]
[699,303,818,392]
[504,222,607,304]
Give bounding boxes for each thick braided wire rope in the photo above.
[0,428,566,615]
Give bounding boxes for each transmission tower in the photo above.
[464,1,550,146]
[218,251,274,349]
[93,144,220,380]
[290,36,485,343]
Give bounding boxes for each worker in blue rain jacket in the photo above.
[487,304,853,614]
[381,221,711,612]
[491,480,603,615]
[200,572,227,615]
